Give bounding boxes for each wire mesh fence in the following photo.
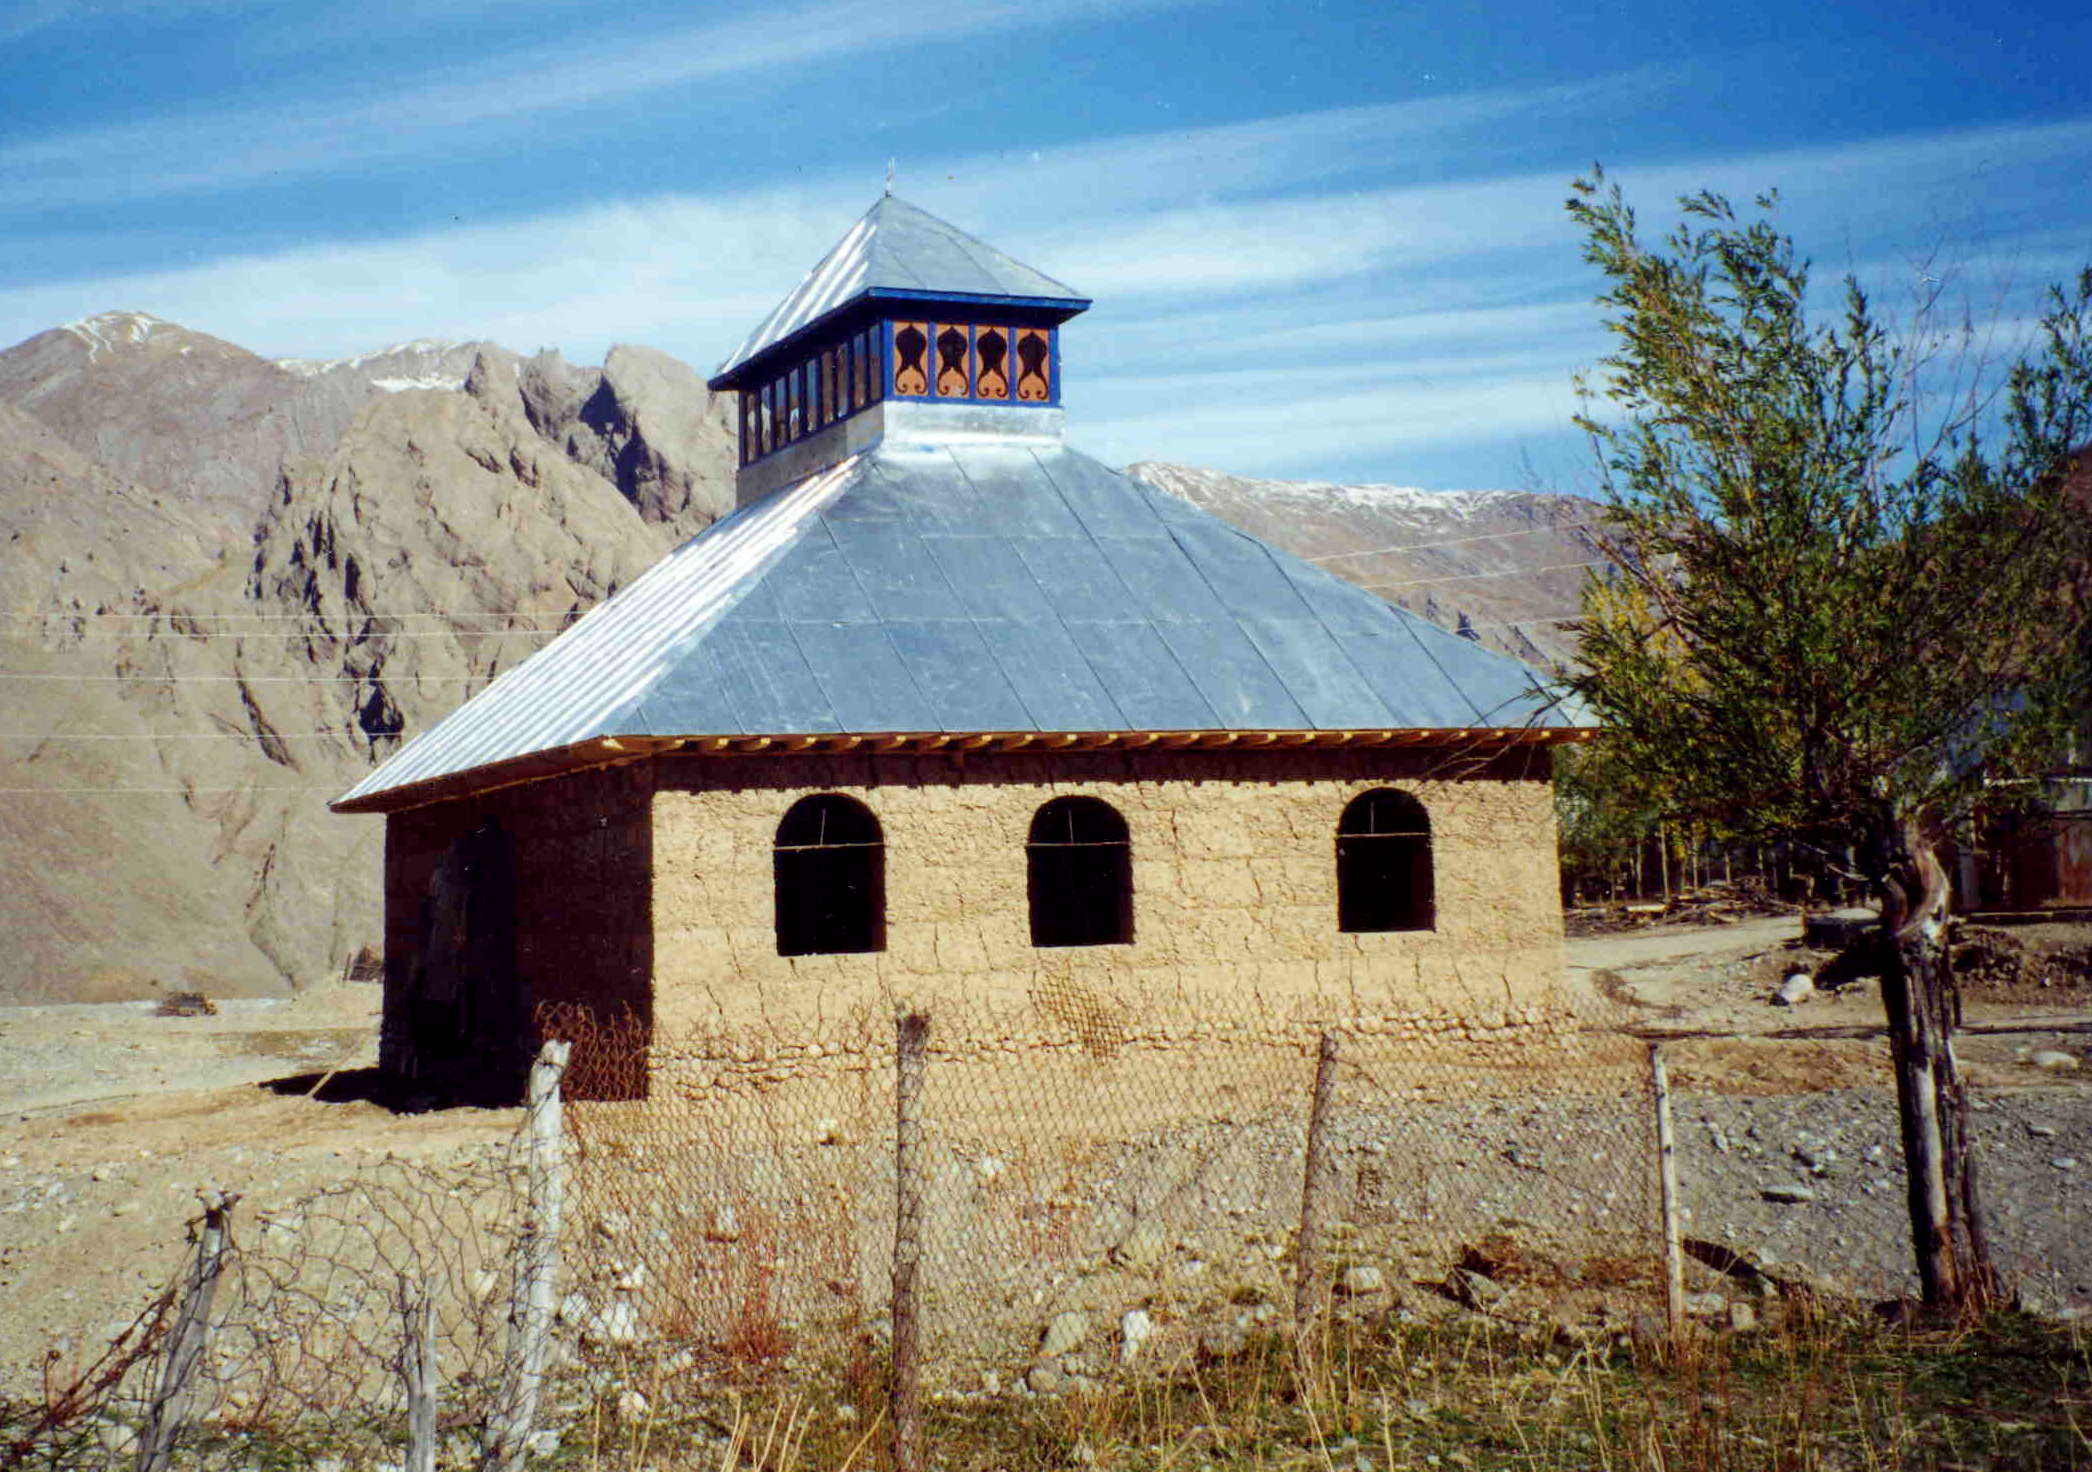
[5,1143,529,1471]
[549,980,1672,1399]
[8,982,2090,1471]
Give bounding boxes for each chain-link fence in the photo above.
[549,981,1671,1406]
[8,986,2089,1472]
[4,1141,529,1471]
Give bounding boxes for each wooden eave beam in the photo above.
[336,722,1598,815]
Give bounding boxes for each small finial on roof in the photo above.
[885,159,894,197]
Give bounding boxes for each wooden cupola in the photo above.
[707,196,1091,504]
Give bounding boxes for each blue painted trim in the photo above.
[737,308,1064,468]
[867,287,1091,313]
[710,286,1088,390]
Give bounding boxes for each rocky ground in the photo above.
[3,917,2090,1402]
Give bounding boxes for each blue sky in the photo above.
[3,0,2090,490]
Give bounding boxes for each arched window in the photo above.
[1028,796,1132,947]
[774,794,884,956]
[1337,789,1434,933]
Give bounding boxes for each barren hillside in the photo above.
[0,316,1593,1004]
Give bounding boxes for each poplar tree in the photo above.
[1565,169,2092,1309]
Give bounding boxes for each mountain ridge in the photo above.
[0,312,1591,1004]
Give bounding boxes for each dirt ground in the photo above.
[3,915,2091,1399]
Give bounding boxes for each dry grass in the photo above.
[547,1307,2092,1472]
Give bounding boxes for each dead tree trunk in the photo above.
[481,1039,570,1472]
[1879,826,1996,1311]
[136,1194,235,1472]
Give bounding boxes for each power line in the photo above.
[1359,558,1613,592]
[0,609,593,624]
[0,732,363,740]
[0,673,490,683]
[21,628,568,642]
[0,786,347,795]
[1306,522,1603,563]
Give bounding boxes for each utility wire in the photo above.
[1359,558,1613,591]
[1305,523,1602,562]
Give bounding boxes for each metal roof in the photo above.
[711,197,1088,386]
[336,444,1583,811]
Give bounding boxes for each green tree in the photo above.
[1565,169,2092,1309]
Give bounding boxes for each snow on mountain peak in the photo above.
[1123,461,1525,520]
[271,338,465,378]
[60,311,179,358]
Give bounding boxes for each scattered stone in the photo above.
[1726,1300,1758,1332]
[585,1300,639,1346]
[525,1431,561,1459]
[813,1117,843,1145]
[1773,973,1815,1007]
[2028,1123,2059,1139]
[975,1155,1006,1183]
[1041,1311,1088,1357]
[1448,1267,1507,1309]
[1761,1183,1817,1204]
[1198,1323,1248,1361]
[2053,1157,2078,1172]
[1682,1292,1726,1319]
[1338,1264,1386,1296]
[1111,1219,1167,1269]
[616,1390,649,1420]
[1119,1309,1153,1363]
[2031,1050,2080,1072]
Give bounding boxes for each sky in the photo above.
[3,0,2091,490]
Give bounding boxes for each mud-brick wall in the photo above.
[649,745,1562,1033]
[381,764,654,1083]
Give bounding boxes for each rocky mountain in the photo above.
[0,313,735,1003]
[0,313,1592,1005]
[1122,463,1598,668]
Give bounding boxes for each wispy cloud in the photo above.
[0,0,1193,214]
[3,95,2088,484]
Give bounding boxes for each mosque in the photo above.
[333,196,1590,1096]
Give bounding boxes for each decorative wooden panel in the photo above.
[935,324,971,397]
[892,321,929,396]
[974,326,1011,400]
[1016,328,1052,402]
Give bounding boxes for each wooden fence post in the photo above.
[1648,1044,1686,1340]
[482,1039,570,1472]
[135,1193,235,1472]
[398,1277,438,1472]
[891,1011,928,1472]
[1294,1032,1340,1330]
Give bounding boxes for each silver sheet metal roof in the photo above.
[336,446,1580,809]
[713,197,1087,384]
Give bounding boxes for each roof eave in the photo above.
[331,725,1598,816]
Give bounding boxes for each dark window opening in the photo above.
[774,794,885,956]
[1336,789,1434,933]
[1015,327,1052,401]
[1028,796,1132,947]
[893,322,929,395]
[935,324,971,397]
[976,326,1010,399]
